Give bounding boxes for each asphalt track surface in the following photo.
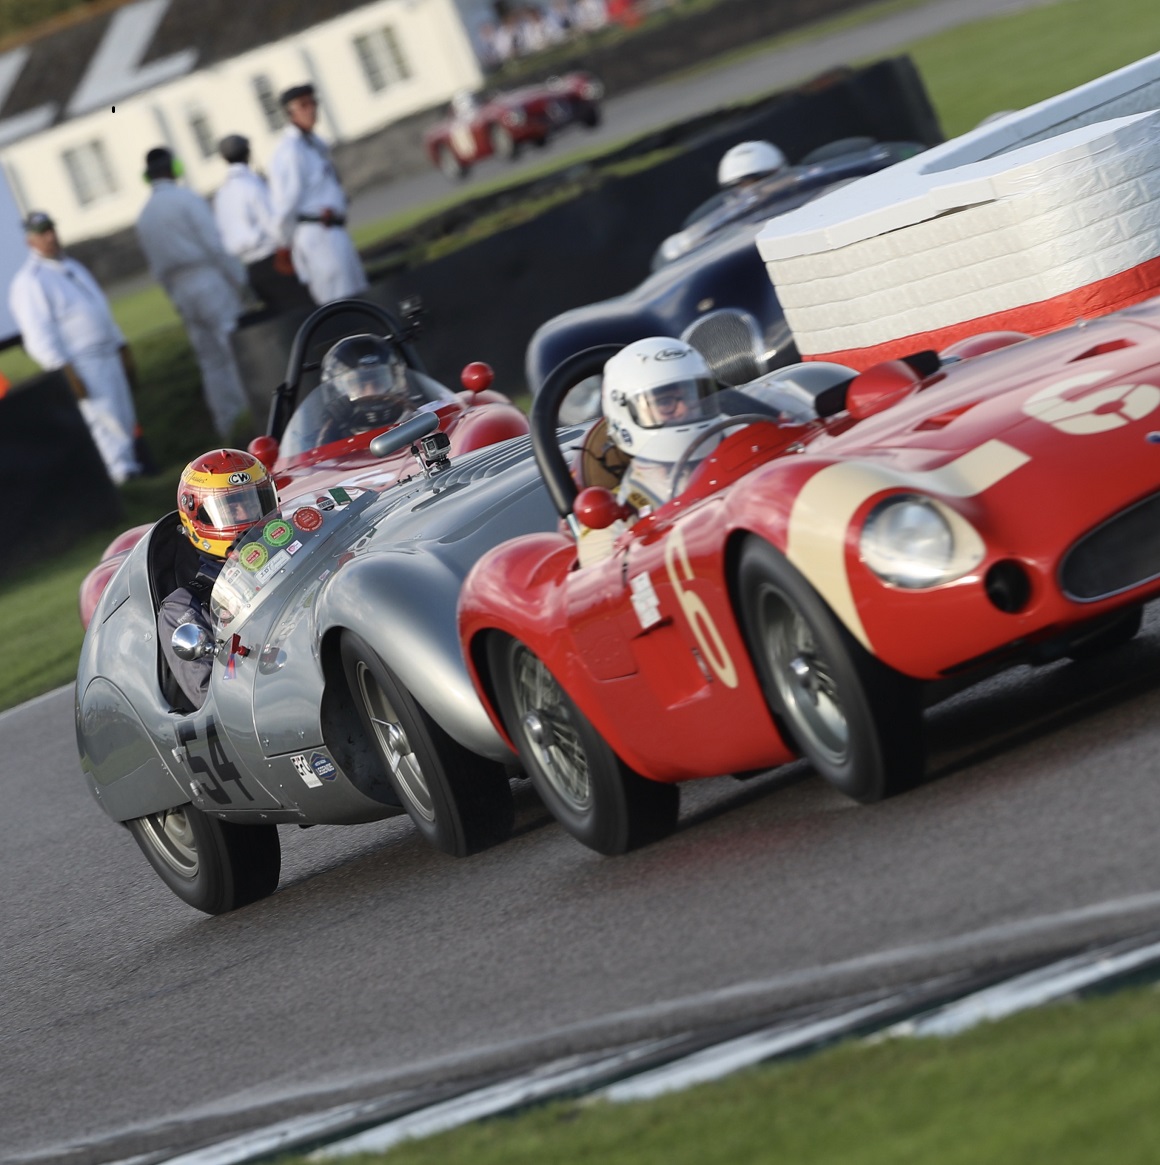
[9,0,1145,1161]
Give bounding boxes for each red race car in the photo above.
[79,301,528,627]
[459,307,1160,854]
[424,73,603,180]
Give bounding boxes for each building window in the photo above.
[62,140,117,206]
[354,26,411,93]
[252,74,284,132]
[188,107,216,159]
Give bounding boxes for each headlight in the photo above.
[860,494,982,588]
[502,109,526,127]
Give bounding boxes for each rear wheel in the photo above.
[489,123,517,160]
[737,539,924,803]
[341,631,514,855]
[127,804,280,914]
[488,634,678,854]
[436,144,468,181]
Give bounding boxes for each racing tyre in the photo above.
[489,124,517,160]
[436,144,468,181]
[737,539,924,803]
[341,631,514,856]
[127,805,280,914]
[488,635,678,854]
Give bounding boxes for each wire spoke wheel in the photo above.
[355,660,435,822]
[511,644,591,812]
[757,586,849,768]
[489,634,679,854]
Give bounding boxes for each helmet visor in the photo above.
[627,377,720,429]
[331,363,405,403]
[199,479,278,530]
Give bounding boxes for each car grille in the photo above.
[682,309,765,386]
[1060,490,1160,601]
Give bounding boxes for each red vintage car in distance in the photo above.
[424,73,603,180]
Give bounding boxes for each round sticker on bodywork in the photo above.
[263,518,293,547]
[239,542,269,572]
[292,506,324,532]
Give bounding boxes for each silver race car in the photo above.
[76,303,574,914]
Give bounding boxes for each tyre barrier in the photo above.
[757,50,1160,367]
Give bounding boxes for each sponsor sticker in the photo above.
[310,752,337,781]
[629,572,662,629]
[292,753,323,788]
[292,506,324,532]
[253,549,289,585]
[263,518,293,547]
[239,542,268,572]
[286,539,303,556]
[227,471,251,485]
[329,487,352,506]
[315,496,336,511]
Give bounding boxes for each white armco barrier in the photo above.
[756,51,1160,368]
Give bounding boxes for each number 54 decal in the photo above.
[663,529,739,688]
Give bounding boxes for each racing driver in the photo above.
[159,449,278,709]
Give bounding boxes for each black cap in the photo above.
[144,146,175,181]
[279,83,316,107]
[22,210,55,234]
[218,134,250,164]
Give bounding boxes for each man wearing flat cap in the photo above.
[213,133,312,313]
[136,145,251,438]
[267,83,368,305]
[8,211,143,483]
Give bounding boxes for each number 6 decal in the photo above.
[664,529,739,688]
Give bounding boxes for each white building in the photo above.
[0,0,483,246]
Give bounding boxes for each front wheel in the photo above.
[127,804,280,914]
[488,634,678,854]
[737,539,924,803]
[341,631,514,856]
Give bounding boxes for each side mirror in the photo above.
[574,486,629,531]
[171,622,216,662]
[461,361,494,396]
[845,359,923,420]
[369,411,439,458]
[248,434,280,471]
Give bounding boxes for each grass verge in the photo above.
[282,983,1160,1165]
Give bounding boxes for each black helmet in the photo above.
[144,146,176,181]
[320,334,413,432]
[218,134,250,164]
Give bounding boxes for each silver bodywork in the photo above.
[76,432,572,828]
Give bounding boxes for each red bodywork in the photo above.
[423,73,602,175]
[460,304,1160,784]
[79,386,528,629]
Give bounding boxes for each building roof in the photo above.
[1,0,378,128]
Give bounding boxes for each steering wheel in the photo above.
[667,413,783,501]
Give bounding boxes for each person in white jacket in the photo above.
[267,84,368,305]
[213,134,312,313]
[135,147,251,438]
[8,211,142,484]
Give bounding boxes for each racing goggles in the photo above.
[198,479,278,529]
[627,377,720,429]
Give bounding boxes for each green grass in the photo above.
[282,984,1160,1165]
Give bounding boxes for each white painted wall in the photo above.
[0,0,481,244]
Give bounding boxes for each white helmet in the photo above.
[602,338,721,464]
[717,140,786,189]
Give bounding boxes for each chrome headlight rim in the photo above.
[859,492,984,590]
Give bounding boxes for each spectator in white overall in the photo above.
[8,211,142,483]
[213,134,313,313]
[135,147,251,439]
[268,83,368,305]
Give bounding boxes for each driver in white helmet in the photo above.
[578,338,721,565]
[717,139,787,194]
